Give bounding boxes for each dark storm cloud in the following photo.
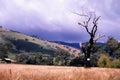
[0,0,120,42]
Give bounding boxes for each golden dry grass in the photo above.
[0,64,120,80]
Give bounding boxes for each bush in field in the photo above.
[53,50,73,66]
[17,53,29,64]
[17,53,53,65]
[0,52,8,59]
[34,53,53,65]
[105,37,119,57]
[97,54,110,68]
[0,43,13,54]
[90,53,100,67]
[114,48,120,59]
[111,59,120,68]
[70,55,84,66]
[0,43,13,59]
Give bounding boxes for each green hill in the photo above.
[0,27,80,56]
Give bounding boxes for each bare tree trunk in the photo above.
[76,12,105,67]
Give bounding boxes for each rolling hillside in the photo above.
[0,27,80,55]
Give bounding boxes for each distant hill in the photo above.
[53,41,80,49]
[53,41,105,49]
[0,27,80,56]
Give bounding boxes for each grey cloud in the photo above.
[0,0,120,42]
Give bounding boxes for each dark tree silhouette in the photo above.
[74,12,105,67]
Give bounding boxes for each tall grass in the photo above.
[0,64,120,80]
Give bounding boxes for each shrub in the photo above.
[53,50,73,66]
[97,54,111,68]
[25,38,29,41]
[90,53,99,67]
[111,59,120,68]
[70,55,84,66]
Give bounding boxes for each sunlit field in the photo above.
[0,64,120,80]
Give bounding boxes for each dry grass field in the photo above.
[0,64,120,80]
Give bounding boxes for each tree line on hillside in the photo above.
[0,36,120,68]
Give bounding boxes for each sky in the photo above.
[0,0,120,42]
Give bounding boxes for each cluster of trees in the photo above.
[0,43,13,59]
[16,37,120,68]
[16,53,53,65]
[76,36,120,68]
[16,49,74,66]
[97,37,120,68]
[0,38,119,68]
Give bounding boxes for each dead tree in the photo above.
[74,12,105,67]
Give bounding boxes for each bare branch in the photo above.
[72,12,89,17]
[73,12,94,35]
[78,22,91,35]
[93,16,101,24]
[94,34,105,43]
[87,16,91,23]
[93,25,97,35]
[95,16,101,22]
[86,15,91,26]
[78,22,85,27]
[79,42,83,49]
[91,25,96,34]
[84,26,91,35]
[79,42,86,54]
[92,16,100,35]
